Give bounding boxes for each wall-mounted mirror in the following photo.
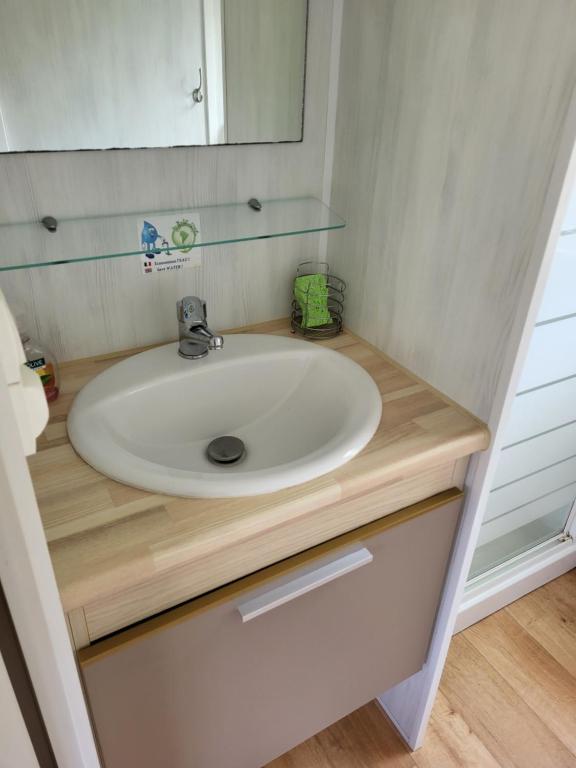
[0,0,308,152]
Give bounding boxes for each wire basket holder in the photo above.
[291,261,346,339]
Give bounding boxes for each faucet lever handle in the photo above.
[177,296,207,326]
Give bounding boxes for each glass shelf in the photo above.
[0,197,345,272]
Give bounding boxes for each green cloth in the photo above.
[294,273,332,328]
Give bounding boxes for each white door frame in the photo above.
[0,364,100,768]
[202,0,227,144]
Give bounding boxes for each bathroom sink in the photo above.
[67,334,382,498]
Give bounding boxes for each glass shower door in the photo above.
[470,495,574,579]
[470,225,576,579]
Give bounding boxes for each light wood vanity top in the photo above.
[29,319,489,645]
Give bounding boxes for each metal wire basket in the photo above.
[291,261,346,340]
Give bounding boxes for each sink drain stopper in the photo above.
[206,436,246,466]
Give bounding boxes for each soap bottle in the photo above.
[19,328,60,403]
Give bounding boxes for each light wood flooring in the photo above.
[267,569,576,768]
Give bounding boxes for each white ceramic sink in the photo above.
[67,334,382,498]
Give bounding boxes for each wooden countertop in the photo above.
[29,319,489,645]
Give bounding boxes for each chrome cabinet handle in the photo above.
[237,546,373,623]
[192,68,203,103]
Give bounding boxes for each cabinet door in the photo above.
[80,491,462,768]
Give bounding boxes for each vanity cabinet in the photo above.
[79,490,462,768]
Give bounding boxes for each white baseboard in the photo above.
[456,538,576,632]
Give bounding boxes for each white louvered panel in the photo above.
[486,455,576,522]
[503,377,576,446]
[494,420,576,488]
[518,316,576,391]
[481,186,576,550]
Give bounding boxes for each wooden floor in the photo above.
[267,569,576,768]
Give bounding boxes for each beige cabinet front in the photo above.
[80,491,462,768]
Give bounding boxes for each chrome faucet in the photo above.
[177,296,224,359]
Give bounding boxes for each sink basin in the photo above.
[67,334,382,498]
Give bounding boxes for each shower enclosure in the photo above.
[461,183,576,626]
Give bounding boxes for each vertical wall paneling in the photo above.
[328,0,576,422]
[327,0,576,748]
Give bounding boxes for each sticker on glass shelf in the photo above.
[137,213,202,275]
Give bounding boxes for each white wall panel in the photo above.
[518,315,576,391]
[328,0,576,748]
[328,0,576,422]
